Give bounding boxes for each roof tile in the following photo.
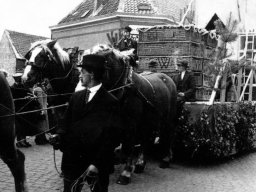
[7,30,48,58]
[57,0,189,25]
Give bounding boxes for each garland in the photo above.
[138,24,218,40]
[174,102,256,161]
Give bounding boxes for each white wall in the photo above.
[195,0,256,31]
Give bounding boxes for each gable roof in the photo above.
[5,30,48,59]
[205,13,225,31]
[58,0,189,25]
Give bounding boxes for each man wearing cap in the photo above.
[172,60,196,102]
[116,26,138,65]
[50,54,122,192]
[116,26,137,52]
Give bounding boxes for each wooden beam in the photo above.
[220,72,227,102]
[239,69,253,101]
[237,68,243,99]
[230,74,239,102]
[249,70,253,101]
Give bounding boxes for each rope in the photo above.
[52,147,98,191]
[52,147,62,176]
[13,92,73,101]
[16,125,57,144]
[0,103,68,118]
[109,83,132,93]
[70,168,98,192]
[0,82,134,120]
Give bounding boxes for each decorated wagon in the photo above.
[137,21,256,161]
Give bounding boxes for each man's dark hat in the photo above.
[177,60,189,68]
[124,26,132,32]
[77,54,106,71]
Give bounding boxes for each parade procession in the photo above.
[1,0,256,191]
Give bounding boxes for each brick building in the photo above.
[50,0,194,50]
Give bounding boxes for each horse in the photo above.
[90,45,177,184]
[22,39,80,121]
[0,71,28,192]
[21,40,177,185]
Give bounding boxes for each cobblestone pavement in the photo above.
[1,141,256,192]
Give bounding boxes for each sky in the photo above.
[196,0,256,30]
[0,0,82,38]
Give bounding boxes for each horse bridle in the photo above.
[103,51,131,91]
[26,45,76,84]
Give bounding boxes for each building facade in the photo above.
[50,0,193,50]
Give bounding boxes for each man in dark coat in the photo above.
[172,60,196,123]
[50,54,122,192]
[116,26,137,52]
[172,60,196,102]
[116,26,138,66]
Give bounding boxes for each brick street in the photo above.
[1,140,256,192]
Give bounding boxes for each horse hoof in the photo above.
[134,161,146,174]
[116,175,131,185]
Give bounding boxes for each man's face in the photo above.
[79,68,92,87]
[123,30,131,38]
[177,65,186,72]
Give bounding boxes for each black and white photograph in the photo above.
[0,0,256,191]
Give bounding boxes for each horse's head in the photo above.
[89,44,132,94]
[22,39,70,87]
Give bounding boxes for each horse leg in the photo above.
[133,119,152,174]
[116,119,136,185]
[159,121,175,169]
[2,149,28,192]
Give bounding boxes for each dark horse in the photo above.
[21,40,177,185]
[0,72,28,192]
[90,45,177,184]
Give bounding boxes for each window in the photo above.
[81,10,90,18]
[72,11,79,16]
[137,3,151,11]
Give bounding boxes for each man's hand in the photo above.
[40,110,45,116]
[49,134,61,150]
[86,165,99,190]
[87,165,98,175]
[178,92,185,97]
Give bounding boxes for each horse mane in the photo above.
[29,39,52,50]
[53,42,70,69]
[90,44,130,62]
[29,39,70,70]
[80,44,131,94]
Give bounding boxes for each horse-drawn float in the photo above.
[137,22,256,161]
